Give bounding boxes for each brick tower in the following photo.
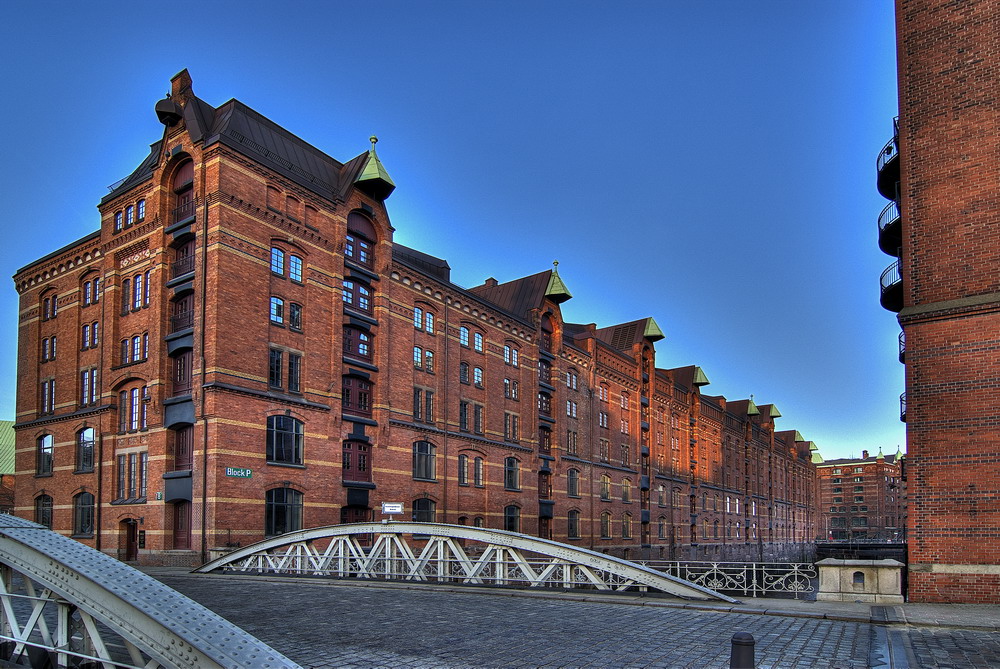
[877,0,1000,602]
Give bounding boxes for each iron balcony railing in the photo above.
[877,135,899,172]
[171,255,195,279]
[878,201,900,233]
[900,393,907,422]
[881,260,901,291]
[172,199,197,224]
[170,311,194,333]
[899,331,906,363]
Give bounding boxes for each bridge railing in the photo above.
[639,560,817,598]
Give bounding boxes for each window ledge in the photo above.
[266,461,306,469]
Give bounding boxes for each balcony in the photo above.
[880,260,903,312]
[172,199,197,224]
[876,119,900,200]
[877,201,902,256]
[171,255,195,279]
[899,393,907,423]
[170,310,194,333]
[898,331,905,364]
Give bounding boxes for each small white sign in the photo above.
[381,502,404,515]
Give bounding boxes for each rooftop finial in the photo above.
[553,260,559,269]
[370,135,378,149]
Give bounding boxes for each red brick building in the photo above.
[815,449,904,543]
[877,0,1000,602]
[13,71,817,565]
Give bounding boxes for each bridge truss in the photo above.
[0,515,299,669]
[196,522,737,602]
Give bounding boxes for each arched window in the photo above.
[504,457,520,490]
[503,505,520,533]
[342,440,371,482]
[265,488,303,537]
[76,428,95,473]
[73,492,95,537]
[621,478,632,503]
[114,211,123,232]
[36,435,53,475]
[459,326,470,347]
[473,332,484,352]
[342,279,372,314]
[458,454,469,485]
[473,456,484,487]
[117,385,148,432]
[540,314,553,352]
[538,472,551,499]
[567,468,580,497]
[600,474,611,500]
[125,204,135,227]
[289,255,303,283]
[172,160,195,223]
[537,391,552,417]
[658,516,667,539]
[503,344,519,367]
[412,441,436,480]
[270,247,285,275]
[266,415,303,465]
[622,513,633,539]
[473,367,484,387]
[567,509,581,538]
[459,362,470,384]
[413,498,436,523]
[270,296,284,324]
[137,199,146,221]
[346,211,377,268]
[34,495,53,529]
[343,326,372,361]
[600,511,612,538]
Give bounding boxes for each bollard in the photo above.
[730,632,755,669]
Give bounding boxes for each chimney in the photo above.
[862,450,869,459]
[485,277,498,287]
[171,69,194,101]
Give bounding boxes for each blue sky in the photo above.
[0,1,902,459]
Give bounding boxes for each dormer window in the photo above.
[346,211,376,268]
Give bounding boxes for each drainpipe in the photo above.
[198,166,210,564]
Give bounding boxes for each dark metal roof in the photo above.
[392,244,451,283]
[468,270,554,319]
[100,142,162,205]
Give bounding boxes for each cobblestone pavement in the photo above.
[154,573,873,668]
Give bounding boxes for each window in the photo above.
[413,440,436,480]
[504,378,519,400]
[425,350,435,373]
[504,457,520,490]
[622,478,632,503]
[288,354,301,393]
[115,452,148,501]
[473,332,484,352]
[538,359,552,385]
[473,405,484,434]
[459,362,470,384]
[458,454,469,485]
[621,444,631,467]
[622,513,633,539]
[117,386,148,432]
[265,488,303,536]
[566,400,577,418]
[82,277,101,306]
[539,426,552,454]
[73,493,95,537]
[538,392,551,416]
[598,411,608,428]
[342,376,372,417]
[474,456,484,487]
[36,434,53,476]
[425,311,434,334]
[600,474,611,500]
[413,498,436,523]
[125,205,134,227]
[137,199,145,221]
[473,367,484,387]
[342,440,371,482]
[854,467,864,473]
[413,346,423,369]
[599,439,610,462]
[34,495,53,529]
[566,430,577,455]
[459,401,469,431]
[504,413,519,442]
[114,211,123,232]
[346,214,376,267]
[289,303,303,331]
[854,476,863,483]
[173,426,193,470]
[459,326,470,347]
[270,297,284,324]
[620,418,629,434]
[620,393,630,410]
[343,327,372,361]
[269,349,283,387]
[80,368,98,406]
[289,255,303,283]
[81,322,99,349]
[41,336,54,362]
[854,495,865,503]
[565,370,578,390]
[413,307,423,329]
[601,511,612,538]
[40,379,55,414]
[504,505,521,533]
[270,247,285,275]
[342,280,372,313]
[568,510,580,538]
[599,383,609,402]
[503,345,519,367]
[266,415,303,465]
[567,468,580,497]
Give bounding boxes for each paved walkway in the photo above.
[144,569,1000,668]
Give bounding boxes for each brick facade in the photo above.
[13,70,818,566]
[815,450,904,542]
[877,0,1000,602]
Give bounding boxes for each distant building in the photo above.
[815,449,904,542]
[13,70,817,565]
[875,0,1000,602]
[0,420,15,513]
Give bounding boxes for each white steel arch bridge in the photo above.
[196,521,737,602]
[0,514,300,669]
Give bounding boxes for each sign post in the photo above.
[381,502,403,523]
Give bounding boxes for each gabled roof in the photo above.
[392,244,451,283]
[594,317,665,351]
[668,365,710,389]
[105,74,392,206]
[468,270,559,319]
